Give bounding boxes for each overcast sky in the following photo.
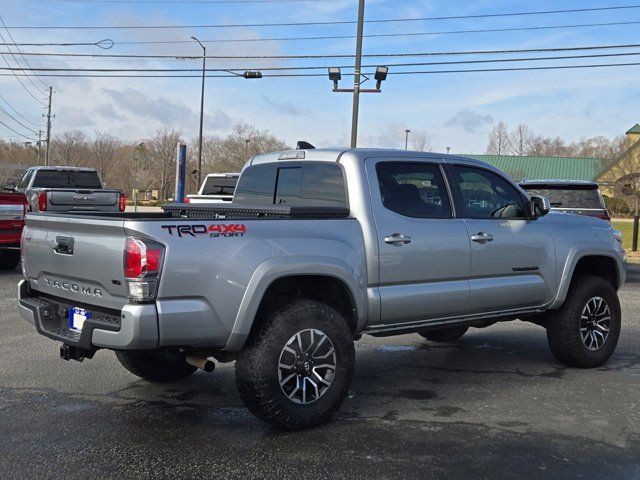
[1,0,640,153]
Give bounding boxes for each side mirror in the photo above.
[530,195,551,218]
[3,181,16,192]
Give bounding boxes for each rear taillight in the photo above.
[183,197,190,203]
[119,193,126,212]
[124,237,164,301]
[37,192,47,211]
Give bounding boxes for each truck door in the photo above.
[448,164,556,312]
[366,158,471,325]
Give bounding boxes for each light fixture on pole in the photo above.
[375,66,389,90]
[191,35,206,188]
[404,129,411,150]
[328,67,342,90]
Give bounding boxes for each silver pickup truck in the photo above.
[18,148,626,430]
[5,166,125,213]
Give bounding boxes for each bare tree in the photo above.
[50,131,90,167]
[90,131,122,185]
[600,146,640,215]
[411,131,432,152]
[146,129,182,200]
[201,123,288,173]
[509,124,534,156]
[485,121,511,155]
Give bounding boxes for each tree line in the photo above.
[485,121,626,160]
[0,123,287,200]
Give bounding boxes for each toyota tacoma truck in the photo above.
[18,149,626,430]
[5,165,126,213]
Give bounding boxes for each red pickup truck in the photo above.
[0,191,28,270]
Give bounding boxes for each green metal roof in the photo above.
[464,154,606,182]
[626,123,640,134]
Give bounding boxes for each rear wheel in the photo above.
[0,250,20,270]
[235,299,355,430]
[419,325,469,342]
[546,275,621,368]
[115,350,197,382]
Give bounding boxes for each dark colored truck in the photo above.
[4,166,125,214]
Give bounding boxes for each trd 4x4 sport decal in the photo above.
[161,224,247,238]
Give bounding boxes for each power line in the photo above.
[3,61,640,78]
[0,93,41,127]
[6,5,640,29]
[0,118,36,141]
[0,106,39,134]
[55,0,330,3]
[0,16,49,90]
[0,44,47,106]
[36,20,639,46]
[6,50,640,73]
[7,42,640,60]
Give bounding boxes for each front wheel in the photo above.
[546,275,621,368]
[115,350,197,382]
[235,299,355,430]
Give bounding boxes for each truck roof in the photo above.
[249,148,493,169]
[27,166,98,172]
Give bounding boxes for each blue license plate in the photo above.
[69,307,91,332]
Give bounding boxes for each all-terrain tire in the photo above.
[546,275,621,368]
[235,299,355,430]
[0,250,20,270]
[115,350,197,382]
[419,325,469,342]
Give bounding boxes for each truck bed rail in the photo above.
[162,203,350,220]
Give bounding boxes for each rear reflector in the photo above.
[38,192,47,211]
[184,197,190,203]
[119,193,126,212]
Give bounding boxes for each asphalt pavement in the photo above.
[1,266,639,479]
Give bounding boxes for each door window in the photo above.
[376,162,452,219]
[453,166,527,219]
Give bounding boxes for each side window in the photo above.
[275,167,302,205]
[17,170,33,190]
[453,165,526,219]
[376,162,452,219]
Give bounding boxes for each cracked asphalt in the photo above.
[1,266,639,479]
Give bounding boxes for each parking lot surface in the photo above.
[1,266,639,479]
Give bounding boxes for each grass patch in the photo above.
[612,221,636,251]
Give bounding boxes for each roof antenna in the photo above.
[296,141,315,150]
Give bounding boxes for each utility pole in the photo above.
[191,36,206,188]
[37,130,42,165]
[404,129,411,150]
[44,86,53,166]
[350,0,365,148]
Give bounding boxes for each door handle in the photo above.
[470,232,494,244]
[384,233,412,246]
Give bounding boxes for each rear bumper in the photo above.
[18,279,159,350]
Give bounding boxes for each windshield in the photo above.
[523,185,603,209]
[201,176,237,196]
[31,170,103,189]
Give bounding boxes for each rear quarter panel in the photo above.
[125,218,367,350]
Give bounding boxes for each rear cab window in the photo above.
[201,176,238,196]
[31,170,103,189]
[521,185,604,209]
[234,162,347,207]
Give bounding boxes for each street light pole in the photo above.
[404,129,411,150]
[191,36,206,188]
[350,0,365,148]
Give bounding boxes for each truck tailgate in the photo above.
[48,189,121,212]
[22,214,129,310]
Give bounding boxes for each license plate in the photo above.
[69,307,91,332]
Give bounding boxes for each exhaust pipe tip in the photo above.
[185,355,215,373]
